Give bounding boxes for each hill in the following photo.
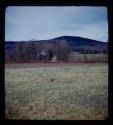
[5,36,108,63]
[5,36,108,53]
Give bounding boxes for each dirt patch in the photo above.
[63,72,100,79]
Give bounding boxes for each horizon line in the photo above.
[5,35,107,43]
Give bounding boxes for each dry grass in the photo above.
[5,64,108,120]
[68,54,108,63]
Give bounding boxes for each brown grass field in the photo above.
[5,62,107,68]
[5,63,108,120]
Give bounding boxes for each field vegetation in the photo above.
[5,63,108,120]
[68,53,108,63]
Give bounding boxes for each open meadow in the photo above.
[5,63,108,120]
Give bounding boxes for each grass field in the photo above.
[5,63,108,120]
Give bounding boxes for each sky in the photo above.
[5,6,108,42]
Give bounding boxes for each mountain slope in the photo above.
[51,36,107,46]
[5,36,108,53]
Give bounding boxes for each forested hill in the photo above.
[5,36,108,54]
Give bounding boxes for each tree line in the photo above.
[5,40,71,63]
[5,40,108,63]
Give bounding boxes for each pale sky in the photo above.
[5,6,108,42]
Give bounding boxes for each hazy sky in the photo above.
[5,6,108,42]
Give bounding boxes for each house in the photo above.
[40,49,53,62]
